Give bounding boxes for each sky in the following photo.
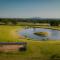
[0,0,60,18]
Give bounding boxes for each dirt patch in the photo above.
[0,45,23,52]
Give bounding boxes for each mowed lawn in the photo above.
[0,25,60,60]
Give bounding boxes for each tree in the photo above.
[50,20,59,26]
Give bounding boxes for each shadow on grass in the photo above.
[50,54,60,60]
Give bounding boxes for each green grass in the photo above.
[34,32,48,37]
[0,25,21,42]
[0,25,60,60]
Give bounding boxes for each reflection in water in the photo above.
[19,28,60,40]
[33,28,36,32]
[49,30,60,40]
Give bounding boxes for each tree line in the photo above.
[0,18,60,26]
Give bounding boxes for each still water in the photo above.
[19,28,60,40]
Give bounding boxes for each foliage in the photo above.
[0,18,60,26]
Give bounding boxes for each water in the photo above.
[19,28,60,40]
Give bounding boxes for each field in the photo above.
[0,25,60,60]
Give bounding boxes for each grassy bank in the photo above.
[0,25,21,42]
[0,25,60,60]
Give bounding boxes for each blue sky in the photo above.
[0,0,60,18]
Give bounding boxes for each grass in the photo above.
[0,25,60,60]
[34,32,48,36]
[0,25,21,42]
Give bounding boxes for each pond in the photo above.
[19,28,60,40]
